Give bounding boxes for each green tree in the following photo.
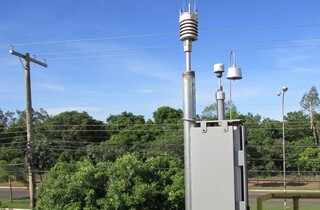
[36,159,92,209]
[0,160,10,182]
[201,104,217,120]
[0,110,26,145]
[0,109,17,130]
[299,147,320,172]
[40,111,106,144]
[0,110,28,182]
[86,141,127,163]
[153,106,183,125]
[243,113,278,175]
[300,86,319,144]
[300,86,319,110]
[150,107,184,158]
[106,112,158,154]
[201,101,241,120]
[0,158,26,184]
[106,111,145,132]
[285,111,312,142]
[36,111,107,170]
[0,109,8,133]
[261,118,282,139]
[150,130,183,159]
[286,137,315,171]
[98,155,184,210]
[36,154,184,210]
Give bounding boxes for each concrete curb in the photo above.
[0,187,27,189]
[3,209,29,210]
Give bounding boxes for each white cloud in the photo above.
[36,83,65,91]
[118,56,179,82]
[233,87,264,100]
[139,89,156,94]
[0,59,19,70]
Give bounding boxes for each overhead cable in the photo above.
[1,22,319,48]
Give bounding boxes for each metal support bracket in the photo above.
[221,120,229,133]
[200,121,207,133]
[238,150,245,166]
[183,118,196,123]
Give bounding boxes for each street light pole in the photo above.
[277,86,288,209]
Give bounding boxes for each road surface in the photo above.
[0,187,29,200]
[0,187,319,207]
[249,191,320,207]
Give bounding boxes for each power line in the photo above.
[1,37,319,63]
[21,37,320,59]
[35,45,181,56]
[32,37,320,57]
[201,22,320,33]
[1,39,319,63]
[41,43,320,61]
[1,22,319,48]
[0,33,176,48]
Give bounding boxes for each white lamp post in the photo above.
[277,86,288,209]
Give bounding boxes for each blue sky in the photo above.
[0,0,319,121]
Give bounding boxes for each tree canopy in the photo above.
[300,86,319,144]
[36,154,184,210]
[1,85,319,208]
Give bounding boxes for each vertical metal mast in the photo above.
[10,48,47,210]
[179,2,198,210]
[214,63,226,120]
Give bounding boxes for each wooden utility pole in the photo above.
[10,47,47,209]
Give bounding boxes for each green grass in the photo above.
[0,181,26,188]
[0,199,319,210]
[0,198,29,209]
[249,185,320,191]
[249,176,320,191]
[250,206,319,210]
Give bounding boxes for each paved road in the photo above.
[0,187,29,200]
[249,191,320,207]
[1,188,319,207]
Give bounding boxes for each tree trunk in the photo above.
[312,113,319,145]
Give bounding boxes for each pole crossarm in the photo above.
[257,192,320,210]
[10,49,48,67]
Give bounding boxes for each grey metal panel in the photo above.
[233,126,243,210]
[190,123,236,210]
[241,126,249,210]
